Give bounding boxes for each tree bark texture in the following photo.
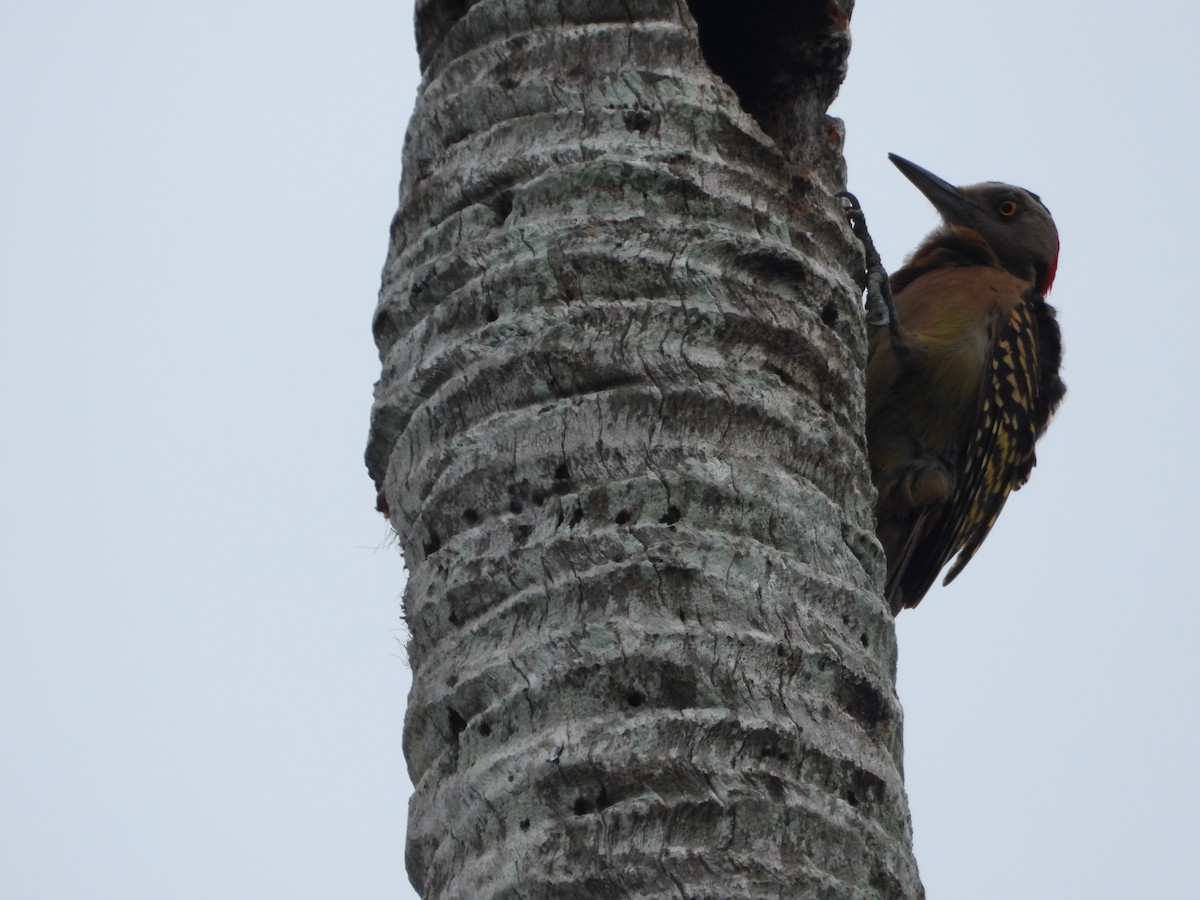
[366,0,922,896]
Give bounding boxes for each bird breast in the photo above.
[876,265,1030,454]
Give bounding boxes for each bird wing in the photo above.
[937,296,1043,586]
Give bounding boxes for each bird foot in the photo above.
[837,191,899,330]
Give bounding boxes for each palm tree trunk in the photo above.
[367,0,923,896]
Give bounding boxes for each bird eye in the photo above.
[997,199,1019,217]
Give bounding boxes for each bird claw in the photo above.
[864,271,893,327]
[836,191,869,241]
[837,190,902,335]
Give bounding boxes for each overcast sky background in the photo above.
[3,2,1196,898]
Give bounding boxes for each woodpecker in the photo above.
[845,154,1065,614]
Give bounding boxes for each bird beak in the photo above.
[888,153,979,226]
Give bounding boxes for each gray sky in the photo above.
[3,2,1196,898]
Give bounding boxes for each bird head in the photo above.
[889,153,1059,295]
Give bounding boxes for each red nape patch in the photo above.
[1038,239,1060,295]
